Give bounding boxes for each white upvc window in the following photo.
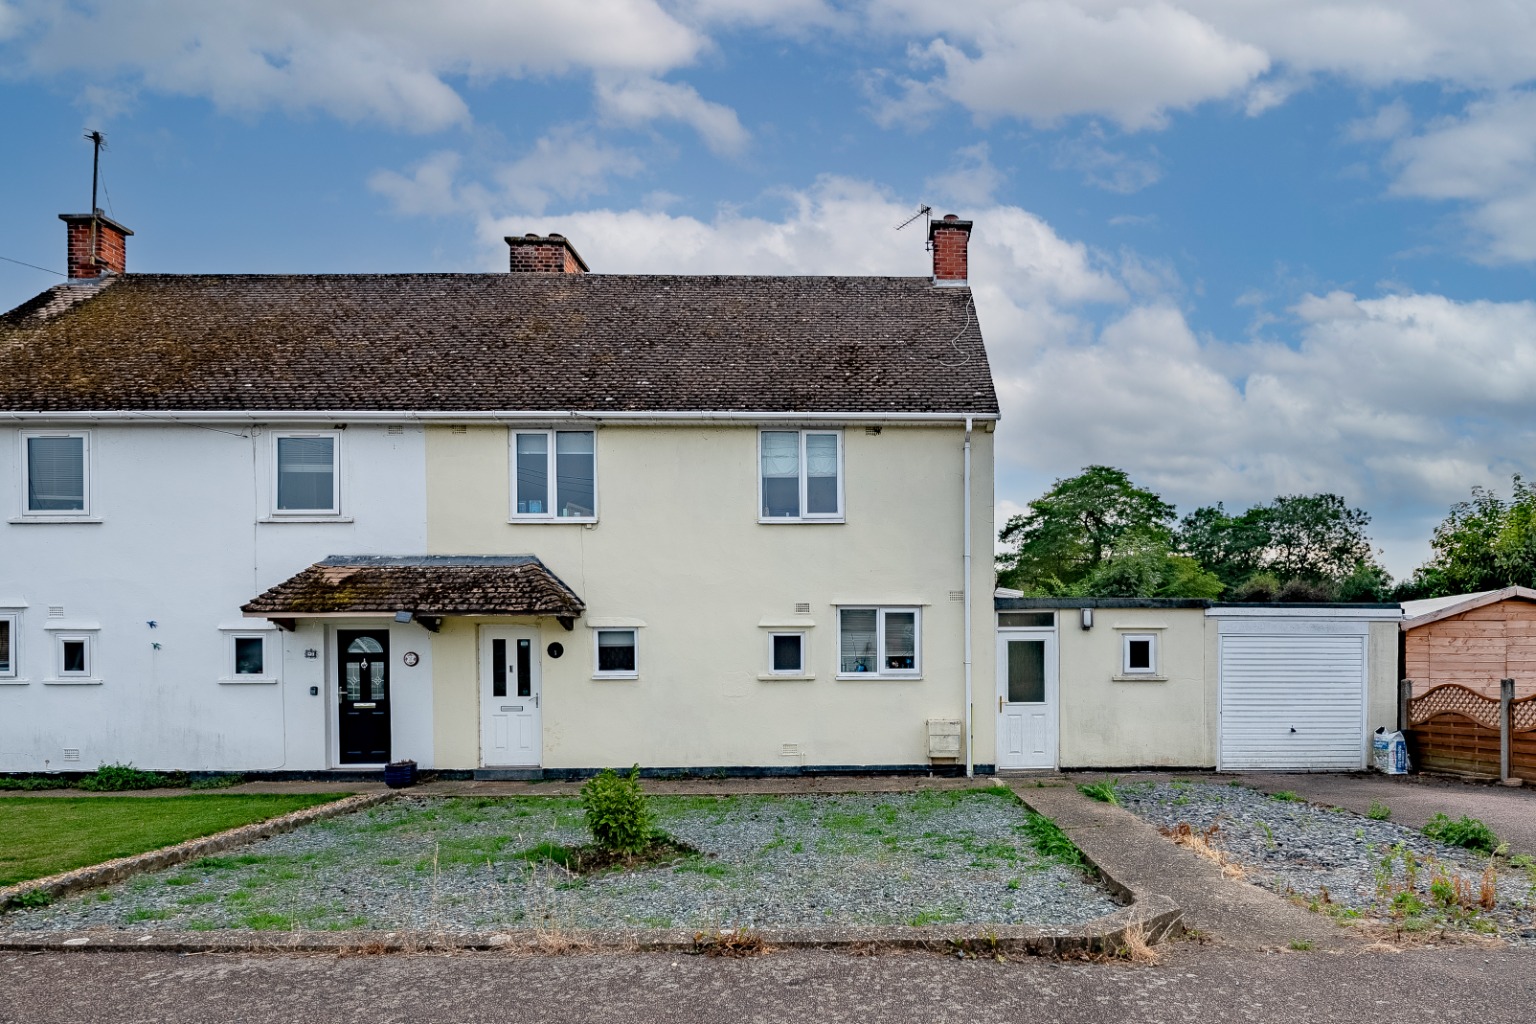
[227,633,272,681]
[511,429,597,521]
[759,429,843,522]
[20,430,90,516]
[837,606,920,678]
[1122,633,1158,675]
[0,612,17,679]
[272,431,341,515]
[593,628,638,679]
[55,633,93,679]
[767,632,807,676]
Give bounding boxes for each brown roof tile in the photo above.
[0,273,997,415]
[242,556,585,618]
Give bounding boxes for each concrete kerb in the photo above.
[0,779,1182,957]
[0,792,395,911]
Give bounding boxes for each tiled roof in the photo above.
[0,273,997,415]
[242,556,585,618]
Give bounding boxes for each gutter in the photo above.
[0,410,1001,425]
[963,415,974,778]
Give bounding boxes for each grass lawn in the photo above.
[0,794,347,887]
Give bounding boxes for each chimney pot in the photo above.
[505,233,590,275]
[59,211,133,279]
[927,214,973,286]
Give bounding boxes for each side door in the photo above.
[996,628,1058,770]
[480,626,541,767]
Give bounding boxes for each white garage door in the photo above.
[1219,633,1367,771]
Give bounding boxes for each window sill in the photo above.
[0,678,28,686]
[758,517,845,525]
[836,674,922,682]
[508,518,598,525]
[758,673,815,682]
[259,516,354,524]
[9,516,102,525]
[43,677,103,686]
[219,677,280,685]
[592,673,639,681]
[1112,674,1167,682]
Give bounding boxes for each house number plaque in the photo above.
[402,651,420,667]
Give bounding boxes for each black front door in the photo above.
[338,630,391,764]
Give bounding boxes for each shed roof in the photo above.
[1400,587,1536,629]
[242,555,584,620]
[0,273,997,416]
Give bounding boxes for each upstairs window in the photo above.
[838,607,920,678]
[759,430,842,521]
[512,430,596,520]
[23,432,89,515]
[274,433,340,514]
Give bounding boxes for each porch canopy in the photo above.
[242,555,585,631]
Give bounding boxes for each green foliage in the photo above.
[997,466,1176,592]
[1397,475,1536,598]
[1422,813,1500,854]
[76,763,178,792]
[0,775,72,791]
[580,765,656,855]
[1367,802,1392,821]
[10,889,53,908]
[1288,939,1313,951]
[1076,779,1121,805]
[1269,790,1302,803]
[1018,811,1088,871]
[1067,541,1225,599]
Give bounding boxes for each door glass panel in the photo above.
[517,639,532,697]
[369,661,385,700]
[1007,640,1046,704]
[345,662,362,701]
[998,612,1054,628]
[347,637,384,655]
[492,639,507,697]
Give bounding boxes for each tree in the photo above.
[1068,538,1225,600]
[1398,475,1536,598]
[997,466,1176,593]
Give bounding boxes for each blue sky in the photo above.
[4,1,1536,579]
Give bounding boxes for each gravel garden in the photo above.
[1112,779,1536,944]
[4,786,1122,934]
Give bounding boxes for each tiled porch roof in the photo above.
[242,555,584,620]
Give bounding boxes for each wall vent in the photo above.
[948,590,964,602]
[865,426,882,435]
[794,602,810,614]
[47,605,64,618]
[451,425,468,435]
[386,424,404,436]
[62,748,81,762]
[780,743,801,757]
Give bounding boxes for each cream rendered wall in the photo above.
[426,424,996,771]
[1367,620,1398,736]
[1057,608,1211,768]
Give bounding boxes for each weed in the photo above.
[1018,812,1088,872]
[1367,802,1392,821]
[1269,790,1302,803]
[10,889,52,909]
[242,913,294,930]
[693,927,768,957]
[187,774,244,790]
[1161,821,1245,879]
[76,763,179,792]
[1479,861,1499,911]
[1006,877,1021,890]
[0,775,71,791]
[1422,814,1500,854]
[1076,779,1121,806]
[907,908,957,926]
[1392,890,1425,917]
[580,765,655,855]
[1116,922,1161,964]
[123,907,170,923]
[1256,820,1276,848]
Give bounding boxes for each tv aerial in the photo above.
[895,204,933,248]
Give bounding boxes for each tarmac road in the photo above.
[4,944,1534,1024]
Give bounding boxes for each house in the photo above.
[0,212,1000,777]
[1401,587,1536,699]
[993,596,1401,771]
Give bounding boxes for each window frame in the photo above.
[223,631,277,684]
[0,612,18,680]
[509,428,599,523]
[592,627,638,679]
[836,606,921,680]
[1121,633,1158,676]
[19,429,91,518]
[55,633,93,680]
[757,429,844,523]
[766,631,807,676]
[270,430,342,517]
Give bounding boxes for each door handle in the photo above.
[999,695,1004,713]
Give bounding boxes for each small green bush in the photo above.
[1269,790,1302,803]
[1367,802,1392,821]
[580,765,655,855]
[1076,779,1121,805]
[1422,813,1500,854]
[1019,811,1087,871]
[0,775,72,791]
[76,763,177,792]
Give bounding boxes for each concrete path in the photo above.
[1013,782,1356,951]
[4,946,1533,1024]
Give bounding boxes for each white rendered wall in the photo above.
[0,423,427,772]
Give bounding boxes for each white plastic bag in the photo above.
[1373,727,1410,775]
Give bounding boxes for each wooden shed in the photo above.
[1400,587,1536,699]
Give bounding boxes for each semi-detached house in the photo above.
[0,213,1000,777]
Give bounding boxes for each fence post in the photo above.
[1501,678,1515,784]
[1399,678,1414,733]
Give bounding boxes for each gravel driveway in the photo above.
[1117,780,1536,943]
[5,790,1120,934]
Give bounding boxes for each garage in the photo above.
[1214,608,1399,772]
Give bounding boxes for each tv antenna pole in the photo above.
[895,204,933,249]
[84,130,106,272]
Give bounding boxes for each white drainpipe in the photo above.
[963,415,974,778]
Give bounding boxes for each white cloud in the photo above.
[1054,129,1164,194]
[3,0,703,131]
[368,152,474,217]
[1346,100,1412,143]
[924,143,1003,206]
[595,77,750,156]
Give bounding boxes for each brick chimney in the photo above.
[927,213,972,286]
[505,233,588,274]
[60,212,132,279]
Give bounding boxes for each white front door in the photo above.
[996,630,1058,769]
[480,627,541,767]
